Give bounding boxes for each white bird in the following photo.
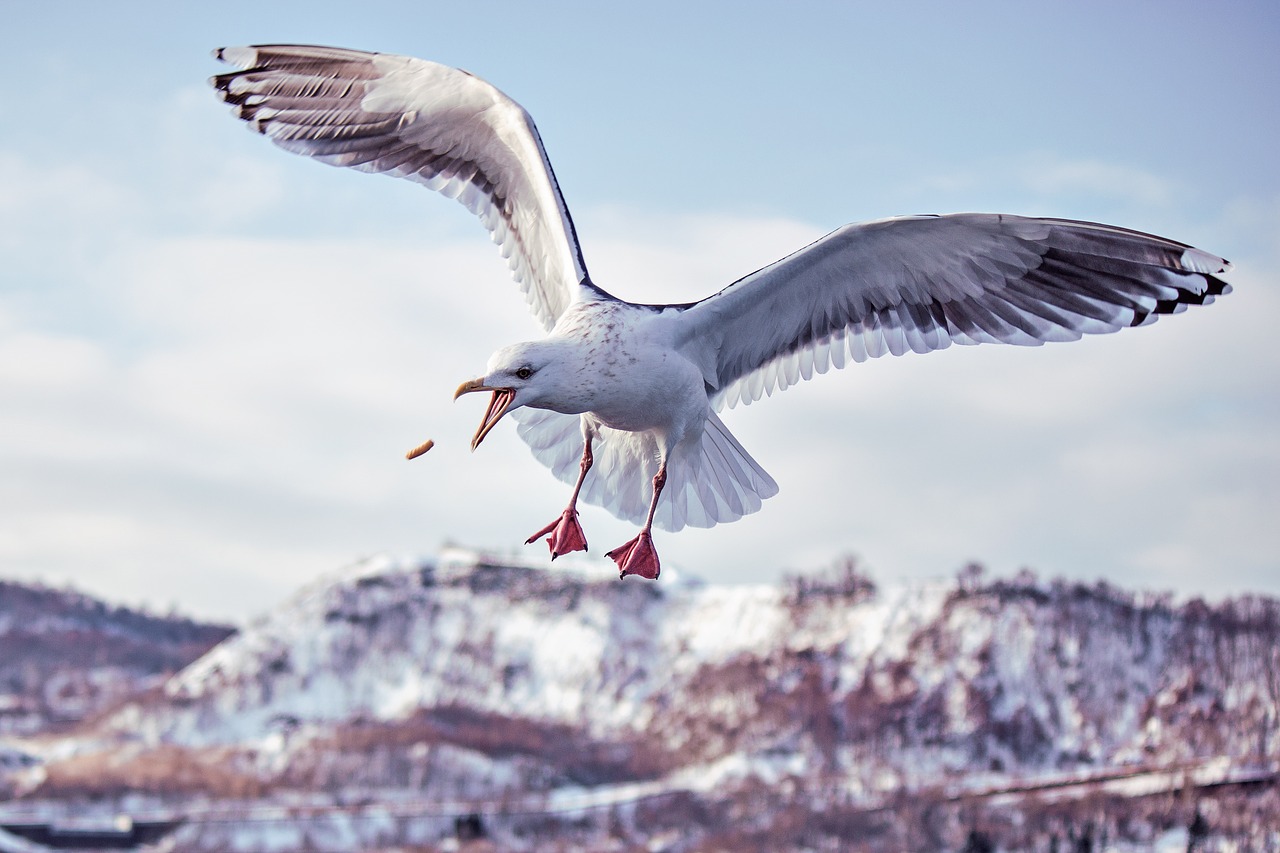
[212,44,1231,581]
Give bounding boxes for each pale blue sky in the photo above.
[2,1,1277,621]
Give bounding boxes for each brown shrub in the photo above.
[35,744,269,799]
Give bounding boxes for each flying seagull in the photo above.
[212,44,1231,581]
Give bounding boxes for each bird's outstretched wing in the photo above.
[674,214,1231,409]
[212,44,591,332]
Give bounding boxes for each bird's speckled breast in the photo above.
[552,301,707,438]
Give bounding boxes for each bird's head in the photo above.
[454,341,567,450]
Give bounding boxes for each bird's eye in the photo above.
[515,366,534,380]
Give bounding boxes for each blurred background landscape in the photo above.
[0,549,1276,849]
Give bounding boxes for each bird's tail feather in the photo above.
[511,409,777,532]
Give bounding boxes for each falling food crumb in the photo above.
[405,439,435,460]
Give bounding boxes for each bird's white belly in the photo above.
[543,301,710,444]
[586,349,706,434]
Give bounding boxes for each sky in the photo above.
[2,1,1277,624]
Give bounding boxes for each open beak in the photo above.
[454,378,516,450]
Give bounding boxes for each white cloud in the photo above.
[895,152,1187,222]
[2,131,1275,623]
[1016,155,1176,208]
[0,330,107,391]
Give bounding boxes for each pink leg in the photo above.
[606,464,666,580]
[526,440,592,560]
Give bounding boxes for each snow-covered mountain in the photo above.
[0,579,232,739]
[3,549,1277,851]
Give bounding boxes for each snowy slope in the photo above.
[95,549,1277,789]
[0,579,231,737]
[10,548,1276,850]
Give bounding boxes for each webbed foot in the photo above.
[606,531,660,580]
[526,509,588,560]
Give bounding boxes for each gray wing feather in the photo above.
[675,213,1231,409]
[212,44,590,332]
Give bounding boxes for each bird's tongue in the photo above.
[471,388,515,450]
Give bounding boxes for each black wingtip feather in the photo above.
[1129,272,1230,326]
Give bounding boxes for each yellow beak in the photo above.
[454,378,516,450]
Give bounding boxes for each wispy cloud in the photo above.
[2,7,1274,622]
[2,143,1272,622]
[1016,154,1177,207]
[895,153,1185,220]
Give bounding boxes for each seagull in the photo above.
[212,44,1231,581]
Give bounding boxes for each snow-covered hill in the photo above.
[4,549,1277,850]
[0,579,232,739]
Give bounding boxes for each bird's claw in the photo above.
[606,531,660,580]
[526,509,588,560]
